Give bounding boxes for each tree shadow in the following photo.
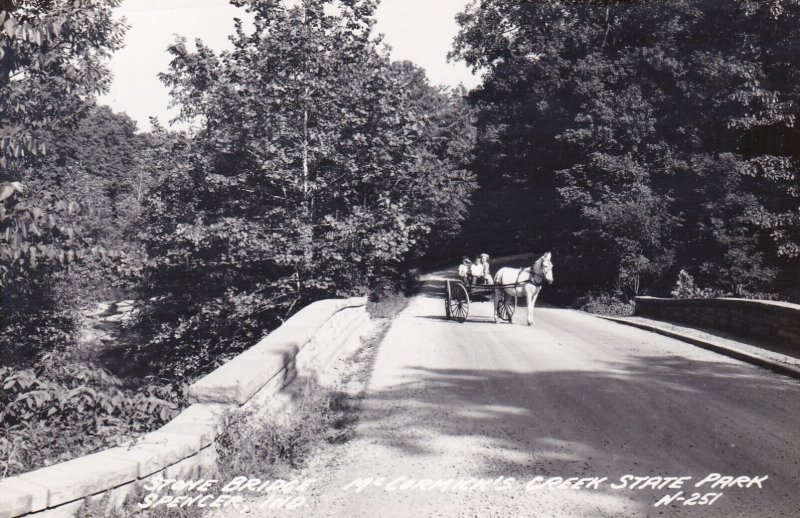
[415,277,455,299]
[351,351,800,516]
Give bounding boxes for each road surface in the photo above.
[258,274,800,517]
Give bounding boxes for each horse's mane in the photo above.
[533,253,551,267]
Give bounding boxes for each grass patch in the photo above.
[215,377,355,480]
[367,290,410,319]
[76,485,206,518]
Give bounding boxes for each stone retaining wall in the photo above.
[634,296,800,351]
[0,297,370,518]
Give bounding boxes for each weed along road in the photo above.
[255,274,800,517]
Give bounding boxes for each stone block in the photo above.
[163,454,199,479]
[0,486,31,518]
[0,477,48,514]
[106,481,138,510]
[188,344,300,405]
[19,451,138,508]
[632,296,800,349]
[188,297,365,405]
[0,476,49,511]
[158,403,228,447]
[25,500,83,518]
[749,324,770,336]
[777,329,800,343]
[104,431,200,479]
[196,444,218,477]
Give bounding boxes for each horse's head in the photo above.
[533,252,554,285]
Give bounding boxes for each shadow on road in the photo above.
[415,278,450,299]
[413,315,501,326]
[352,351,800,516]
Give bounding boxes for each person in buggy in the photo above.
[470,253,492,286]
[458,257,472,287]
[479,253,492,284]
[470,254,492,284]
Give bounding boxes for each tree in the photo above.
[0,0,125,163]
[452,0,800,300]
[0,0,126,287]
[0,0,127,363]
[131,0,475,379]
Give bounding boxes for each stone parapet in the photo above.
[634,296,800,353]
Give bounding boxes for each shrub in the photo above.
[670,269,698,298]
[576,291,634,317]
[0,355,182,477]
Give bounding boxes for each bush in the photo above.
[0,354,182,477]
[125,286,292,382]
[670,269,698,298]
[669,267,782,300]
[576,292,634,317]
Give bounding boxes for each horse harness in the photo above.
[514,265,545,288]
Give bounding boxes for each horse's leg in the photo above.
[493,287,499,323]
[526,285,535,326]
[529,287,540,326]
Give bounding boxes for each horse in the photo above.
[493,252,554,326]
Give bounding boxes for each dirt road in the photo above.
[253,274,800,517]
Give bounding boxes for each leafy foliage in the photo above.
[1,0,130,363]
[131,0,475,380]
[0,0,182,477]
[576,291,633,317]
[0,354,180,477]
[452,0,800,300]
[0,0,126,266]
[0,105,148,367]
[671,269,698,299]
[0,0,125,165]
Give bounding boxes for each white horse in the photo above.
[493,252,554,326]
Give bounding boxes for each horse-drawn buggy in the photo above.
[444,278,515,323]
[444,252,553,326]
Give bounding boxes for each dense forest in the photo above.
[452,0,800,306]
[1,0,799,475]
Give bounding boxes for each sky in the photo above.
[99,0,480,132]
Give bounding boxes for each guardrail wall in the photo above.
[634,296,800,351]
[0,297,370,518]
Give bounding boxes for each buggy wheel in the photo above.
[445,280,452,320]
[448,282,470,323]
[497,294,517,322]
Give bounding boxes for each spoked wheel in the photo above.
[496,294,517,322]
[447,281,470,323]
[445,281,452,319]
